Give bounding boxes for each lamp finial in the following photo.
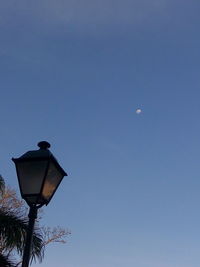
[37,141,51,149]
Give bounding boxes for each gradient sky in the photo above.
[1,1,200,266]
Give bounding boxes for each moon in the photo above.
[136,108,142,114]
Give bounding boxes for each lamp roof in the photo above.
[12,141,67,176]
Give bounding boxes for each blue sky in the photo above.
[1,0,200,266]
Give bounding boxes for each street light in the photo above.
[12,141,67,267]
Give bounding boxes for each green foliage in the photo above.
[0,253,15,267]
[0,175,5,195]
[0,176,70,266]
[0,209,44,260]
[0,177,44,266]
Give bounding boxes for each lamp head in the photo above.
[12,141,67,207]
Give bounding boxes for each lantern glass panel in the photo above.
[17,160,48,195]
[42,161,63,201]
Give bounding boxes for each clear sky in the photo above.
[1,1,200,266]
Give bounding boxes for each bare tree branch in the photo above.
[0,182,70,265]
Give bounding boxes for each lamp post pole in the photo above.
[22,205,39,267]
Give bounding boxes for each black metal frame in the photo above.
[12,141,68,267]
